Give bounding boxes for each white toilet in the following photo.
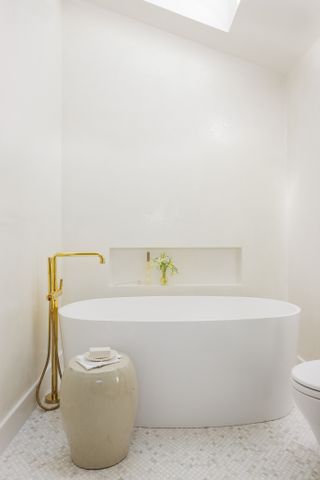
[291,360,320,443]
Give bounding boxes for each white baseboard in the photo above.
[0,378,38,455]
[0,351,63,455]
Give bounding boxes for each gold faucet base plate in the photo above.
[45,393,60,405]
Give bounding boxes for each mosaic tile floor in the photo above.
[0,407,319,480]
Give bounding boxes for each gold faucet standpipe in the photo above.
[36,251,105,411]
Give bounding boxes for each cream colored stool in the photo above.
[60,353,138,469]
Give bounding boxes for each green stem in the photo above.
[160,266,168,285]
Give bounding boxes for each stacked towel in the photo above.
[76,349,121,370]
[87,346,112,361]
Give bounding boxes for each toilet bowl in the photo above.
[291,360,320,443]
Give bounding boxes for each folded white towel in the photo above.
[76,352,121,370]
[89,346,111,353]
[88,346,112,361]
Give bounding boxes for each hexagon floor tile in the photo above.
[0,407,319,480]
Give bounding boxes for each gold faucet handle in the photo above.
[47,279,63,301]
[47,290,62,301]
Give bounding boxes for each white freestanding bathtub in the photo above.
[59,296,300,427]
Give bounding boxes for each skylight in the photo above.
[143,0,242,32]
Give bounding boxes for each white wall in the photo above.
[287,37,320,360]
[0,0,62,426]
[62,0,287,303]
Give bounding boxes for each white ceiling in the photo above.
[90,0,320,73]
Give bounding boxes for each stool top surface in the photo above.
[68,352,130,375]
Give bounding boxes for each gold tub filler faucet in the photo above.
[36,251,105,411]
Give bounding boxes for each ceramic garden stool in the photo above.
[60,353,138,469]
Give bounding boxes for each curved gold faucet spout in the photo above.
[36,250,105,411]
[53,251,105,264]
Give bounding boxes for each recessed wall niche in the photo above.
[109,247,242,288]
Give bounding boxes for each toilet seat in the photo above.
[291,379,320,399]
[291,360,320,399]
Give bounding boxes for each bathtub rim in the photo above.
[59,295,301,323]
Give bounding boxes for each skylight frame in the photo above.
[143,0,242,32]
